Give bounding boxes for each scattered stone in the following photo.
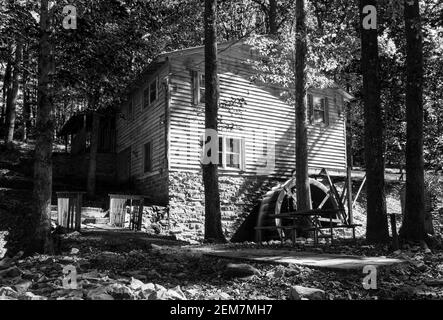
[0,287,19,299]
[224,263,261,278]
[0,266,21,278]
[166,286,187,300]
[289,286,326,300]
[70,248,80,255]
[87,288,115,300]
[105,283,135,300]
[13,281,32,294]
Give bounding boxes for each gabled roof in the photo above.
[127,38,355,101]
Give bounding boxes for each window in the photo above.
[199,73,205,104]
[144,142,153,173]
[192,71,206,105]
[218,136,244,170]
[308,94,329,125]
[144,77,158,108]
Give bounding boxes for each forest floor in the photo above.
[1,228,443,300]
[1,141,443,300]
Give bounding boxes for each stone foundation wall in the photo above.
[168,171,285,242]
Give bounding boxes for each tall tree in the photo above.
[203,0,225,243]
[22,44,31,142]
[32,0,54,253]
[4,41,22,145]
[400,0,425,241]
[359,0,389,243]
[295,0,312,214]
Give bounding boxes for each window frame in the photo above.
[218,135,245,171]
[308,93,329,126]
[143,76,159,109]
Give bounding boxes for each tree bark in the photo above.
[87,111,99,198]
[22,45,31,142]
[295,0,312,215]
[5,41,22,145]
[1,56,12,128]
[203,0,226,243]
[400,0,425,241]
[269,0,278,35]
[359,0,389,243]
[32,0,54,254]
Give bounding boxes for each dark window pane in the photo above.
[200,74,205,103]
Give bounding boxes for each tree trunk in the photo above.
[22,45,31,142]
[1,57,12,128]
[359,0,389,243]
[87,112,99,198]
[32,0,54,254]
[295,0,312,216]
[400,0,425,242]
[5,41,22,145]
[203,0,225,243]
[269,0,278,35]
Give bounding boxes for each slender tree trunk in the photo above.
[1,57,12,128]
[400,0,425,242]
[32,0,54,254]
[359,0,389,243]
[269,0,278,35]
[5,41,22,145]
[87,111,99,198]
[295,0,312,216]
[203,0,225,243]
[22,45,31,142]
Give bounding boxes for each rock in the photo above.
[70,248,80,255]
[209,292,231,300]
[87,288,115,300]
[166,286,187,300]
[0,287,19,299]
[224,263,261,278]
[148,289,169,300]
[129,277,144,290]
[13,281,32,294]
[0,266,22,278]
[105,283,135,300]
[289,286,326,300]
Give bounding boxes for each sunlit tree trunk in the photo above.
[295,0,312,217]
[203,0,226,243]
[400,0,425,242]
[32,0,54,254]
[359,0,389,243]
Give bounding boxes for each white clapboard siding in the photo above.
[116,65,169,180]
[168,44,347,177]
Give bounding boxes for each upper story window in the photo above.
[192,71,209,105]
[199,74,206,104]
[144,77,158,109]
[308,93,330,126]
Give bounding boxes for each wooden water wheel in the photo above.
[256,178,339,242]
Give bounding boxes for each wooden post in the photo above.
[347,166,353,225]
